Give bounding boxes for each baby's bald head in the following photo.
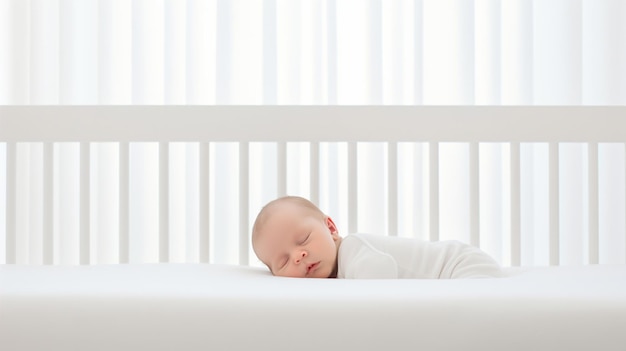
[251,196,326,259]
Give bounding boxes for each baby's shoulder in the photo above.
[340,233,390,252]
[338,234,398,279]
[344,233,388,244]
[339,234,373,254]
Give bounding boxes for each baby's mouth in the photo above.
[306,262,319,275]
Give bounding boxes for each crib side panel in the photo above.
[2,107,625,266]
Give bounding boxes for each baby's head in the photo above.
[252,196,341,278]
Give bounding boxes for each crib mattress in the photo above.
[1,263,625,351]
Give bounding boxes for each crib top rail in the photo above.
[1,106,625,143]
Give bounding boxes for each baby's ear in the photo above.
[325,216,339,236]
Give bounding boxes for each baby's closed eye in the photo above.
[299,233,311,245]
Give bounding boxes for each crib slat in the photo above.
[119,142,129,264]
[6,142,16,264]
[239,142,249,265]
[43,143,53,264]
[80,142,90,265]
[27,145,40,265]
[588,142,599,264]
[414,143,425,239]
[277,142,287,197]
[510,142,521,266]
[469,142,479,247]
[348,142,357,234]
[388,142,398,236]
[199,142,210,263]
[159,142,169,263]
[549,142,560,265]
[310,142,320,205]
[429,142,439,242]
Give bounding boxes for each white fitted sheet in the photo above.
[1,263,625,351]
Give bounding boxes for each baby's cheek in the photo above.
[275,266,293,278]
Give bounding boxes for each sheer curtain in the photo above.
[1,0,625,266]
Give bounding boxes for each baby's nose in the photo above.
[294,250,307,264]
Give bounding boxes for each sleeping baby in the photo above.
[251,196,503,279]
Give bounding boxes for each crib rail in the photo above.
[1,106,625,266]
[2,106,625,142]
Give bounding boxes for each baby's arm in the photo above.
[338,235,398,279]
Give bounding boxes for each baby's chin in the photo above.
[309,265,333,278]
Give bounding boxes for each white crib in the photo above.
[1,106,626,351]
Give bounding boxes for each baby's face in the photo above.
[253,203,340,278]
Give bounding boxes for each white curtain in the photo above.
[1,0,625,266]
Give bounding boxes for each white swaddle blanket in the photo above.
[338,233,503,279]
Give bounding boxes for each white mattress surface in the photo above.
[1,263,625,351]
